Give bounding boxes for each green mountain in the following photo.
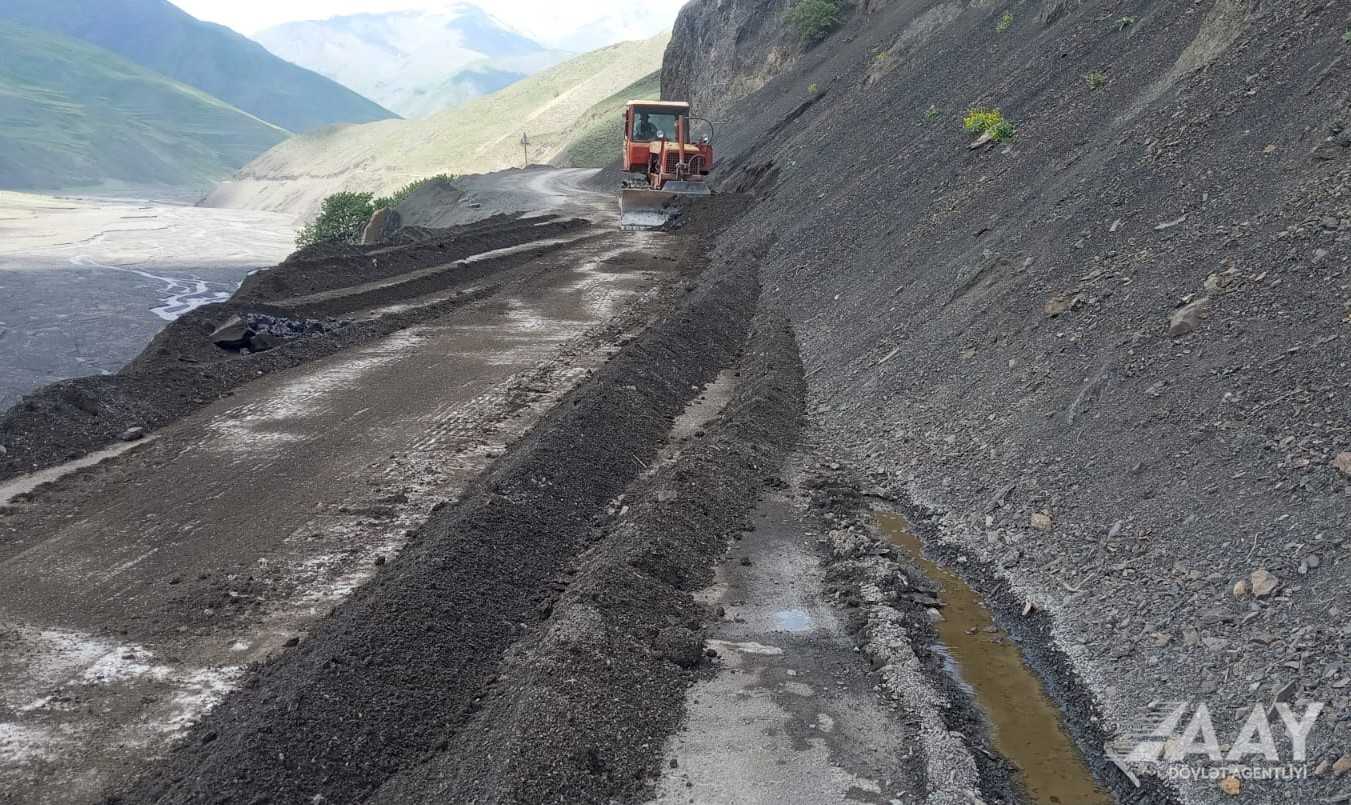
[0,22,289,191]
[0,0,395,133]
[552,70,661,168]
[205,34,669,217]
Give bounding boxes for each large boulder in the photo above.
[361,207,402,245]
[210,315,255,348]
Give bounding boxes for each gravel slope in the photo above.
[664,1,1350,802]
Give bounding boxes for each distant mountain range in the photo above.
[0,0,672,194]
[0,21,288,191]
[0,0,394,133]
[206,34,670,217]
[254,6,572,119]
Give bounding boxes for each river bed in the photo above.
[0,191,295,408]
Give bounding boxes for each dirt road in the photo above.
[1,168,1140,805]
[0,171,710,802]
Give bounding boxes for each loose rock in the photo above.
[1043,296,1071,317]
[1168,297,1211,337]
[1249,568,1279,598]
[249,332,279,353]
[210,316,254,348]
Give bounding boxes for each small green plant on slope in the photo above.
[807,82,819,95]
[925,104,941,123]
[963,107,1016,142]
[1117,16,1136,30]
[996,11,1014,33]
[1343,28,1351,44]
[786,0,841,43]
[296,191,375,249]
[1085,71,1107,90]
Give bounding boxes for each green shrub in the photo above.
[963,107,1017,142]
[296,191,375,249]
[996,11,1014,33]
[808,82,819,95]
[925,104,941,123]
[1085,71,1107,90]
[786,0,841,43]
[296,174,459,249]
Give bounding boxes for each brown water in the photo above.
[875,512,1114,805]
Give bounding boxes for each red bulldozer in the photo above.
[619,100,712,229]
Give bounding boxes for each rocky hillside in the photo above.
[204,34,668,218]
[0,0,394,133]
[664,1,1351,804]
[254,6,571,119]
[0,21,287,191]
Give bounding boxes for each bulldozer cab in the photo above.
[625,102,687,136]
[628,108,681,142]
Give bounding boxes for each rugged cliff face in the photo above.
[666,1,1350,803]
[661,0,797,118]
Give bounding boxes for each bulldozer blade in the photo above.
[619,184,711,230]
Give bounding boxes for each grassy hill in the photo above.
[0,22,288,191]
[205,34,668,217]
[0,0,395,133]
[551,70,660,168]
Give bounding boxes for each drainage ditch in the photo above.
[875,511,1114,805]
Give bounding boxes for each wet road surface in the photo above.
[0,173,682,803]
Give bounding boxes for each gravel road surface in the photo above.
[0,172,713,803]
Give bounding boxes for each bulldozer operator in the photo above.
[633,112,663,141]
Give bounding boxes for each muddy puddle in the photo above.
[875,512,1113,805]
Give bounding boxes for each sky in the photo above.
[170,0,684,44]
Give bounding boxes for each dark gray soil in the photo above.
[0,216,590,483]
[371,304,806,804]
[112,202,809,804]
[664,0,1350,802]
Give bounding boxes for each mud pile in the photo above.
[665,1,1350,803]
[120,209,809,805]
